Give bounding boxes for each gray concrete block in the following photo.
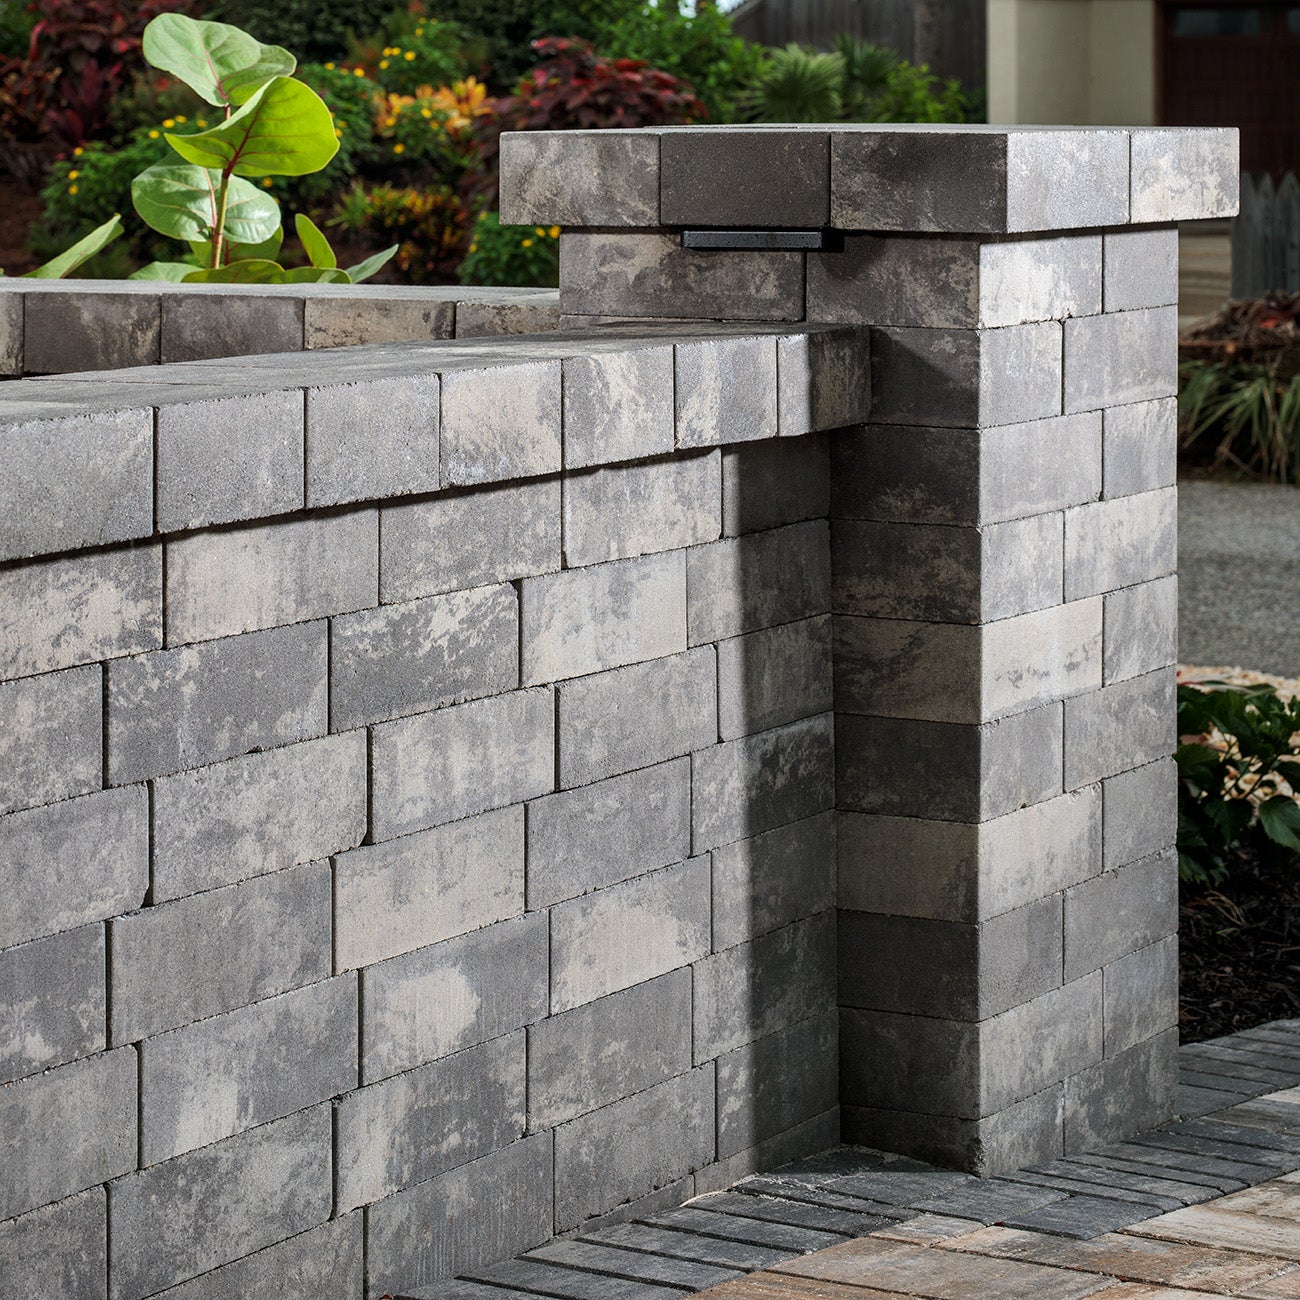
[1105,936,1179,1058]
[675,335,779,448]
[1064,666,1176,790]
[550,857,709,1011]
[369,690,552,841]
[1104,229,1179,312]
[1064,1027,1178,1153]
[106,622,328,785]
[777,330,871,437]
[0,289,20,375]
[362,913,547,1083]
[527,758,691,909]
[305,374,439,506]
[155,390,304,531]
[160,291,302,362]
[330,582,517,729]
[456,296,562,338]
[501,130,660,226]
[1063,487,1177,601]
[441,360,561,486]
[152,731,365,902]
[366,1133,553,1294]
[1103,397,1177,499]
[1064,848,1178,982]
[722,436,829,536]
[110,860,331,1043]
[1129,128,1238,222]
[1064,307,1179,413]
[108,1105,331,1300]
[837,704,1064,823]
[688,519,830,645]
[525,1238,741,1293]
[0,409,152,561]
[556,647,717,788]
[564,452,720,566]
[0,544,160,680]
[0,787,147,950]
[139,976,355,1164]
[979,235,1103,327]
[0,924,104,1085]
[1104,575,1178,685]
[1103,757,1177,871]
[0,1188,104,1300]
[304,293,454,348]
[0,665,102,815]
[718,615,833,740]
[695,912,835,1061]
[530,971,693,1129]
[559,232,805,322]
[24,290,159,373]
[563,343,675,470]
[335,805,523,970]
[693,713,835,852]
[336,1032,525,1211]
[0,1047,135,1220]
[522,551,686,685]
[554,1064,715,1231]
[381,477,560,603]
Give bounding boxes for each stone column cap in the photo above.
[500,124,1238,234]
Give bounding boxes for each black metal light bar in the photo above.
[681,229,844,252]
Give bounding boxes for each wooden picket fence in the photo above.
[1231,171,1300,297]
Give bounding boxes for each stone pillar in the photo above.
[501,124,1238,1174]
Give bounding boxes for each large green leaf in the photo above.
[294,213,336,269]
[183,259,286,284]
[1259,795,1300,851]
[23,215,123,278]
[130,261,201,282]
[190,226,284,265]
[143,13,295,107]
[166,77,339,178]
[281,266,350,284]
[344,243,399,284]
[132,163,281,244]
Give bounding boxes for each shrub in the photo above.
[333,181,469,282]
[458,211,559,287]
[363,20,467,96]
[372,77,489,185]
[202,0,374,61]
[1179,357,1300,483]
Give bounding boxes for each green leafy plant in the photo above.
[203,0,375,62]
[332,180,469,282]
[364,20,467,96]
[458,211,559,288]
[1179,358,1300,483]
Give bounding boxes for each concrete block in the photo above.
[718,615,833,739]
[527,758,691,909]
[0,665,102,815]
[366,1133,553,1294]
[1064,666,1175,789]
[559,232,805,322]
[1104,936,1179,1058]
[1103,397,1177,499]
[1104,575,1178,684]
[1064,848,1178,981]
[0,1047,136,1220]
[336,1032,525,1211]
[381,477,560,603]
[564,452,720,566]
[1065,487,1177,601]
[110,860,331,1043]
[693,713,835,852]
[336,805,523,970]
[0,289,20,375]
[0,544,161,680]
[837,704,1063,822]
[675,335,779,448]
[160,291,302,362]
[106,622,327,785]
[1103,757,1177,871]
[155,390,304,531]
[152,731,365,901]
[305,374,439,506]
[695,912,836,1061]
[722,436,830,536]
[563,344,675,469]
[717,1012,838,1159]
[455,296,562,337]
[0,787,147,949]
[0,924,104,1085]
[869,323,1062,428]
[777,330,871,436]
[530,971,693,1129]
[369,690,552,841]
[440,359,561,485]
[979,235,1103,327]
[0,409,152,561]
[501,130,660,225]
[833,513,1062,624]
[554,1064,715,1231]
[304,293,454,347]
[688,519,830,645]
[1064,1027,1178,1153]
[108,1106,331,1300]
[1129,127,1239,222]
[556,647,717,787]
[1104,229,1179,312]
[24,290,159,373]
[522,551,686,685]
[362,913,547,1083]
[0,1188,105,1300]
[166,512,377,644]
[330,582,517,729]
[1064,307,1179,413]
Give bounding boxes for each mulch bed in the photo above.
[1181,291,1300,378]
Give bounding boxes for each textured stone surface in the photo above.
[501,130,660,225]
[1130,127,1239,222]
[1064,848,1179,981]
[304,294,454,348]
[440,360,561,485]
[25,291,160,373]
[1103,398,1177,499]
[718,615,833,739]
[1064,307,1179,413]
[1104,758,1178,871]
[1064,488,1177,600]
[1105,936,1180,1057]
[777,331,872,437]
[1064,667,1176,790]
[160,292,302,363]
[1064,1028,1179,1153]
[676,335,779,448]
[0,289,20,375]
[980,234,1103,327]
[1104,575,1178,684]
[455,296,561,337]
[563,345,675,469]
[723,436,830,536]
[0,665,102,816]
[0,1188,105,1300]
[1104,228,1180,312]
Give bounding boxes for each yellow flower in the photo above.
[393,142,405,154]
[353,67,365,77]
[334,127,343,138]
[72,145,83,156]
[468,242,477,253]
[67,169,79,180]
[163,117,176,127]
[68,184,78,195]
[176,115,187,123]
[415,27,424,36]
[521,238,533,247]
[325,61,335,69]
[404,50,415,60]
[197,119,208,127]
[535,226,546,236]
[379,59,389,69]
[549,226,561,238]
[148,129,160,138]
[262,177,274,188]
